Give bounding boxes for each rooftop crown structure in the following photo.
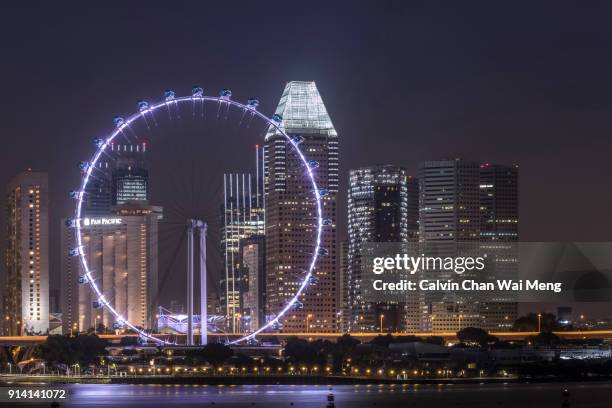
[266,81,337,138]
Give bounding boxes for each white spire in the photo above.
[266,81,337,139]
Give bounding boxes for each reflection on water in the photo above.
[50,382,611,408]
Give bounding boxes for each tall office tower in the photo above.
[220,171,264,332]
[346,165,418,332]
[83,161,112,216]
[112,143,149,205]
[61,208,161,334]
[479,163,519,330]
[5,171,50,335]
[419,159,480,242]
[419,159,481,332]
[264,81,339,333]
[479,164,518,242]
[239,235,266,332]
[338,240,349,332]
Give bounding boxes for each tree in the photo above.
[39,334,109,367]
[185,343,233,367]
[369,334,397,348]
[284,338,318,365]
[39,335,77,366]
[72,334,109,366]
[513,313,560,332]
[336,334,360,353]
[227,353,253,367]
[457,327,498,347]
[528,332,562,347]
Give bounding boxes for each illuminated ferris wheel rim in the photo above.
[72,89,324,345]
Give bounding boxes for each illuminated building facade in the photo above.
[61,208,161,334]
[419,159,481,332]
[346,165,418,332]
[264,81,339,332]
[112,143,148,205]
[5,171,49,335]
[419,160,519,332]
[220,165,264,331]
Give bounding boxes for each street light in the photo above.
[379,314,385,334]
[94,314,101,334]
[458,314,464,331]
[537,313,542,333]
[306,314,313,333]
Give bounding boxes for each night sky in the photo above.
[2,2,612,317]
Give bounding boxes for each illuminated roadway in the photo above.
[1,331,612,346]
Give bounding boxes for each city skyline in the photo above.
[1,89,609,338]
[2,4,612,406]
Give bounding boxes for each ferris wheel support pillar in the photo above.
[199,222,208,346]
[187,220,195,346]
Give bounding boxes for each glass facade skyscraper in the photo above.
[83,161,112,216]
[346,165,418,332]
[220,168,264,332]
[112,143,149,206]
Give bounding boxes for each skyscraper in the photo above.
[418,159,519,332]
[220,149,264,331]
[239,235,266,332]
[419,159,480,243]
[5,171,49,335]
[112,143,148,206]
[83,161,112,216]
[479,163,519,242]
[419,159,482,332]
[61,208,161,333]
[479,163,519,330]
[264,81,339,333]
[338,240,349,332]
[61,139,161,335]
[346,165,418,332]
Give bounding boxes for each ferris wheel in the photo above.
[67,86,325,345]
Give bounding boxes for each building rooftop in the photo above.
[266,81,337,139]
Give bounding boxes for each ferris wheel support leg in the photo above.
[187,220,195,346]
[199,222,208,346]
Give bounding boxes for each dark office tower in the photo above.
[479,163,519,330]
[419,159,481,332]
[112,143,149,205]
[406,177,419,240]
[264,81,339,333]
[220,173,264,332]
[239,235,266,333]
[83,161,112,216]
[346,165,417,332]
[479,164,518,242]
